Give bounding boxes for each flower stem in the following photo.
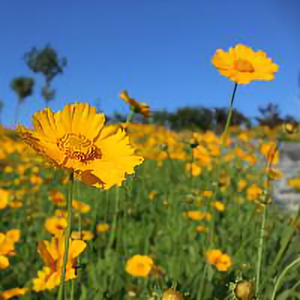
[221,82,238,145]
[58,172,74,300]
[271,256,300,300]
[255,203,267,300]
[107,188,120,249]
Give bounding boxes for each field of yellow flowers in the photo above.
[1,44,300,300]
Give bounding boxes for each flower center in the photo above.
[234,59,255,73]
[57,133,102,163]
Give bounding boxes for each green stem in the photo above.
[70,279,75,300]
[271,256,300,300]
[57,172,74,300]
[221,82,238,145]
[198,264,207,300]
[190,146,195,189]
[126,109,135,124]
[107,188,120,249]
[256,203,267,300]
[14,100,21,125]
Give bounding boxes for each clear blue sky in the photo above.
[1,0,300,128]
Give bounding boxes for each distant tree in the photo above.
[24,44,67,103]
[167,106,214,131]
[213,107,250,133]
[255,103,284,128]
[10,77,35,123]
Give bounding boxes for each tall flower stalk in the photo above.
[57,172,74,300]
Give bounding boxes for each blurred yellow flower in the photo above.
[238,179,247,192]
[17,103,144,190]
[206,249,232,271]
[45,216,68,237]
[184,211,212,221]
[206,249,222,264]
[72,200,91,213]
[126,255,153,277]
[185,162,201,177]
[120,90,150,118]
[288,177,300,189]
[212,44,278,84]
[96,223,110,232]
[148,191,158,201]
[0,189,10,209]
[215,254,232,271]
[0,255,9,269]
[196,225,208,233]
[247,184,262,201]
[260,142,279,165]
[0,287,29,300]
[33,236,86,291]
[211,201,225,211]
[71,230,94,241]
[49,190,66,206]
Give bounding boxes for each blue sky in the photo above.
[1,0,300,128]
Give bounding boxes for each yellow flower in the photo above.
[120,90,150,118]
[206,249,223,264]
[30,174,43,185]
[288,177,300,189]
[202,190,213,197]
[0,288,29,299]
[211,201,225,211]
[71,231,94,241]
[185,211,212,221]
[55,210,68,218]
[49,189,66,206]
[0,189,10,209]
[0,255,9,269]
[4,166,13,174]
[246,184,262,201]
[212,44,278,84]
[125,255,153,277]
[215,254,232,271]
[45,216,68,237]
[72,200,91,213]
[6,230,21,243]
[17,103,144,190]
[238,179,247,192]
[206,250,232,271]
[8,200,22,208]
[196,225,208,233]
[33,236,86,291]
[263,168,283,180]
[96,223,110,233]
[260,142,279,165]
[185,163,201,177]
[148,191,158,201]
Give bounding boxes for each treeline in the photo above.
[107,102,298,132]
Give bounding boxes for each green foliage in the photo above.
[24,44,67,102]
[10,77,34,101]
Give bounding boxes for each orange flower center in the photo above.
[234,59,255,73]
[57,133,102,163]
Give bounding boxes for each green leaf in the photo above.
[79,284,88,300]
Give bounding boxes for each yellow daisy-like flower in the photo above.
[0,287,29,299]
[45,216,68,237]
[125,254,153,277]
[96,223,110,233]
[120,90,150,118]
[212,44,279,84]
[17,103,144,190]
